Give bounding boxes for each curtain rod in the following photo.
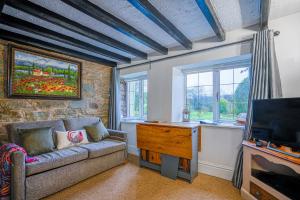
[119,30,280,70]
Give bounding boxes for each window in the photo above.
[185,66,249,122]
[121,78,147,119]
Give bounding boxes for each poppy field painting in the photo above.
[7,46,81,99]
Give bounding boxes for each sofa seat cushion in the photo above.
[79,139,126,159]
[26,147,88,176]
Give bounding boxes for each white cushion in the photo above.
[56,130,89,149]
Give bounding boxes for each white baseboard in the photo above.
[128,145,139,156]
[198,161,233,181]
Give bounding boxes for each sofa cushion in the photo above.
[63,117,100,131]
[6,120,66,145]
[56,130,89,149]
[79,139,126,159]
[19,127,55,156]
[26,146,88,176]
[84,121,109,142]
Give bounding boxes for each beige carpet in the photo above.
[43,162,241,200]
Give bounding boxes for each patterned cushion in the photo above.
[56,130,89,149]
[79,139,126,159]
[26,146,88,176]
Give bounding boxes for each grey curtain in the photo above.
[232,29,283,188]
[108,67,121,130]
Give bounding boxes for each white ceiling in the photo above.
[269,0,300,20]
[1,0,300,65]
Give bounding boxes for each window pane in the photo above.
[198,72,213,85]
[185,66,250,122]
[187,73,198,87]
[188,85,213,121]
[197,86,213,120]
[143,80,148,118]
[234,67,249,83]
[234,81,250,118]
[234,102,248,118]
[220,84,234,121]
[186,72,213,121]
[220,69,233,84]
[186,87,198,112]
[128,81,141,118]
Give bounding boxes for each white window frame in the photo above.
[183,60,251,122]
[124,76,148,120]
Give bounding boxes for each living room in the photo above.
[0,0,300,200]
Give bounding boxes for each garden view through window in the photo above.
[127,79,148,119]
[186,67,249,121]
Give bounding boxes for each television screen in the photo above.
[252,98,300,149]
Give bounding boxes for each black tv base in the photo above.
[267,142,300,158]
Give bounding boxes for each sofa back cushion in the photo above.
[6,120,66,145]
[63,117,101,131]
[19,127,55,156]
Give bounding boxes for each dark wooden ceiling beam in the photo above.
[195,0,225,41]
[61,0,168,55]
[260,0,271,29]
[0,14,131,63]
[0,29,117,67]
[128,0,192,49]
[5,0,147,59]
[0,0,5,13]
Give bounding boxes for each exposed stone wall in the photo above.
[0,40,112,139]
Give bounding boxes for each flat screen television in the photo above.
[251,98,300,150]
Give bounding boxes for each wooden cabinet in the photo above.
[137,123,200,182]
[242,141,300,200]
[250,182,278,200]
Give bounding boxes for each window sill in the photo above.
[175,121,245,129]
[121,119,145,124]
[200,122,245,129]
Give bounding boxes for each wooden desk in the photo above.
[136,123,200,182]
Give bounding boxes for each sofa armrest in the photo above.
[11,151,25,200]
[107,129,128,142]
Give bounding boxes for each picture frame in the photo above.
[7,45,82,100]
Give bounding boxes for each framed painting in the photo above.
[7,45,82,99]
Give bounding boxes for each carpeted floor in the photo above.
[43,162,241,200]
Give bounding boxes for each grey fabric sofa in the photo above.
[4,117,127,200]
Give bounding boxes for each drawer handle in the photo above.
[255,191,261,198]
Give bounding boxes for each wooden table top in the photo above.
[137,122,201,129]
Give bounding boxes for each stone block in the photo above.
[25,111,50,121]
[69,100,88,109]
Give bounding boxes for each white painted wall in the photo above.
[121,122,138,155]
[269,12,300,97]
[198,126,243,180]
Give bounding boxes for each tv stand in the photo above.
[267,142,300,158]
[242,141,300,200]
